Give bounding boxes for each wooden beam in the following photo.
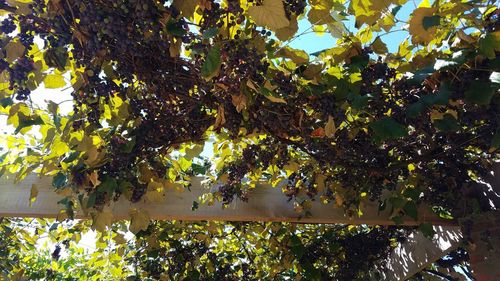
[0,174,455,225]
[0,174,463,281]
[379,225,462,281]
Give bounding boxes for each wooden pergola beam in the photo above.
[0,174,455,225]
[0,174,462,281]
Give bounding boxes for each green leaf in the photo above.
[408,66,434,85]
[201,46,221,80]
[434,114,459,132]
[166,20,187,36]
[0,97,13,108]
[43,47,68,71]
[388,197,406,209]
[406,101,426,118]
[479,31,500,59]
[404,201,418,220]
[391,215,404,225]
[120,137,136,153]
[370,117,407,142]
[418,223,436,238]
[44,74,66,89]
[407,83,450,118]
[422,15,440,30]
[52,172,68,189]
[491,131,500,149]
[289,235,305,259]
[191,201,199,211]
[391,5,402,16]
[403,188,421,201]
[465,80,495,105]
[192,163,207,175]
[348,93,371,110]
[15,115,44,134]
[202,27,219,39]
[63,151,80,163]
[97,176,118,195]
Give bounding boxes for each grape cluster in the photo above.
[0,17,16,34]
[283,0,307,18]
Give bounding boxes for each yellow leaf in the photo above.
[29,184,38,207]
[88,172,101,188]
[178,157,191,172]
[5,40,25,63]
[129,208,150,234]
[51,139,69,157]
[309,0,333,10]
[92,209,113,233]
[247,0,290,32]
[277,46,309,65]
[349,0,379,26]
[325,115,337,138]
[265,95,287,103]
[44,74,66,89]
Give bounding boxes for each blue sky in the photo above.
[289,2,416,54]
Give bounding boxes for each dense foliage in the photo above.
[2,218,472,280]
[0,0,498,279]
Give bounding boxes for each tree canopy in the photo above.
[0,0,499,279]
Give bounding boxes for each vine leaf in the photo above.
[214,104,226,129]
[201,46,221,81]
[129,208,150,234]
[277,46,309,65]
[370,117,407,142]
[409,7,438,44]
[29,184,38,207]
[173,0,199,18]
[14,115,44,134]
[231,94,247,113]
[325,115,336,138]
[479,31,500,59]
[88,172,101,188]
[247,0,289,32]
[275,15,298,41]
[44,74,66,89]
[465,80,495,105]
[5,40,25,62]
[92,209,114,233]
[371,37,388,54]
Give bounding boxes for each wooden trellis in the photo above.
[0,174,463,280]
